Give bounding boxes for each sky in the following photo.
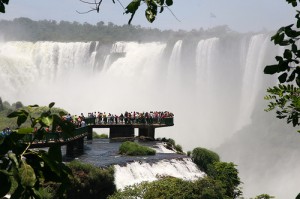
[0,0,298,33]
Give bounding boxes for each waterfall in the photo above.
[114,158,205,190]
[167,40,182,83]
[102,55,111,71]
[195,37,219,87]
[194,38,221,136]
[235,34,270,131]
[1,36,300,198]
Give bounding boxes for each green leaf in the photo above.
[8,152,19,167]
[284,49,293,60]
[48,145,62,162]
[145,8,156,23]
[292,43,298,52]
[17,114,28,127]
[297,19,300,28]
[125,0,140,14]
[273,33,285,44]
[41,116,53,127]
[159,6,164,13]
[0,171,11,198]
[0,3,5,13]
[2,0,9,4]
[7,110,21,118]
[166,0,173,6]
[278,73,288,83]
[19,162,37,187]
[59,111,66,117]
[275,56,283,62]
[155,0,164,6]
[41,110,51,118]
[10,185,25,199]
[264,64,279,74]
[17,127,34,134]
[287,70,296,82]
[28,104,39,108]
[48,102,55,108]
[40,152,61,175]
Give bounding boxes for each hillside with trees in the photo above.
[0,18,240,43]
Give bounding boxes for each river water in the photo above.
[62,139,205,190]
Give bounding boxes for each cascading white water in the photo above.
[194,38,224,140]
[167,40,182,84]
[195,37,219,87]
[114,158,205,190]
[236,34,270,131]
[1,35,300,198]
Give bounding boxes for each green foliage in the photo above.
[93,132,108,139]
[264,0,300,132]
[109,176,229,199]
[0,17,236,43]
[254,193,275,199]
[192,177,229,199]
[0,102,75,198]
[175,144,183,153]
[1,0,173,24]
[0,97,4,111]
[66,161,116,199]
[264,84,300,128]
[187,151,191,157]
[191,147,220,173]
[208,162,242,198]
[13,101,24,109]
[119,141,156,156]
[0,102,68,130]
[114,0,173,24]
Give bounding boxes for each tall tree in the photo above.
[14,101,23,109]
[0,97,4,111]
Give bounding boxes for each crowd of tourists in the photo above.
[0,127,11,137]
[63,111,174,127]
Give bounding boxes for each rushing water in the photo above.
[63,139,205,190]
[1,35,300,198]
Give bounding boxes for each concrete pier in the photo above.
[138,127,155,138]
[110,126,135,138]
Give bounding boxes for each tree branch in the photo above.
[77,0,102,13]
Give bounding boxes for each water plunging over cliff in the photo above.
[1,35,300,198]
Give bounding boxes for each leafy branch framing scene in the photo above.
[264,0,300,132]
[77,0,175,24]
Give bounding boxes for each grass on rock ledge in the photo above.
[119,141,156,156]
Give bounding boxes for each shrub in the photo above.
[187,151,191,157]
[191,147,220,173]
[93,132,108,139]
[109,176,228,199]
[175,144,183,153]
[119,141,156,156]
[254,194,275,199]
[66,161,116,199]
[208,162,242,198]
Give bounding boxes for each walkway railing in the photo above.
[18,117,174,144]
[20,127,88,144]
[84,117,174,126]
